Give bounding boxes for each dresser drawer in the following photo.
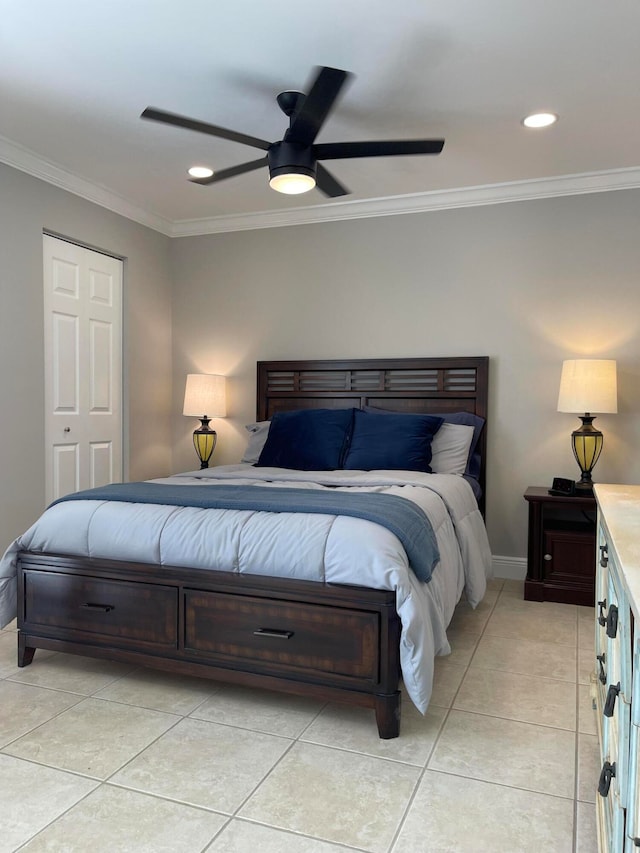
[184,590,380,682]
[22,569,178,649]
[602,568,632,808]
[596,526,610,711]
[624,635,640,848]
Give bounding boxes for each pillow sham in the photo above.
[429,422,475,475]
[343,410,443,472]
[364,406,485,480]
[241,420,270,464]
[256,407,354,471]
[440,411,485,480]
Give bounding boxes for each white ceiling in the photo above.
[1,0,639,234]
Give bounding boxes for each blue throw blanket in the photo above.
[52,482,440,583]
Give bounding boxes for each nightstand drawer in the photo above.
[22,569,178,649]
[184,590,380,682]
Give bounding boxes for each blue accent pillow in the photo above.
[256,408,355,471]
[343,410,443,472]
[364,406,485,480]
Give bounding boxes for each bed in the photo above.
[0,356,491,738]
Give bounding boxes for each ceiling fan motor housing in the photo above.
[267,141,316,181]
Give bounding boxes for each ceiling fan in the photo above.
[141,66,444,198]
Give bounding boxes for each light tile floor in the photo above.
[0,579,599,853]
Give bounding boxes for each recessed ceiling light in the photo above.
[522,112,558,129]
[187,166,214,179]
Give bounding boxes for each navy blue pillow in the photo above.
[256,408,354,471]
[343,410,443,472]
[364,406,485,480]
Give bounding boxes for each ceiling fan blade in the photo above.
[314,139,445,159]
[315,163,349,198]
[285,67,350,147]
[188,156,268,185]
[141,107,272,151]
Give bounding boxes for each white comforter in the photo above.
[0,465,492,713]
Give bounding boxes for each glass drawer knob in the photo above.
[543,554,552,561]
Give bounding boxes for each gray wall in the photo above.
[170,189,640,560]
[1,159,637,565]
[0,163,173,555]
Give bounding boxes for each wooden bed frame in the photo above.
[16,356,488,739]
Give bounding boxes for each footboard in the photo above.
[16,552,402,738]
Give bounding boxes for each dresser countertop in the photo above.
[594,484,640,614]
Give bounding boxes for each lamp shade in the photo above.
[557,360,617,414]
[183,374,226,418]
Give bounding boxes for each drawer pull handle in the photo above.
[598,761,616,797]
[597,600,607,627]
[600,545,609,568]
[253,628,294,640]
[606,605,619,639]
[80,602,114,613]
[604,682,621,717]
[597,653,607,684]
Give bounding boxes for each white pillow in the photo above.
[430,422,475,475]
[241,421,270,463]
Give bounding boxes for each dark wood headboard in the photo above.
[257,357,489,513]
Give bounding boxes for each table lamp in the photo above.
[183,374,227,468]
[557,359,617,493]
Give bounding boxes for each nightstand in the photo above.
[524,486,597,606]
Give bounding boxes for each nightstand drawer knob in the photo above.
[598,761,616,797]
[543,554,552,561]
[604,682,621,717]
[600,545,609,568]
[606,605,619,639]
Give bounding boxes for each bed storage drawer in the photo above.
[16,554,401,739]
[184,590,380,682]
[22,569,178,649]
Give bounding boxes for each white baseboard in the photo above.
[492,555,527,580]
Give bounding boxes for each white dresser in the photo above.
[594,485,640,853]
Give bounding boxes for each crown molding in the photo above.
[2,132,639,238]
[169,166,640,236]
[0,134,172,235]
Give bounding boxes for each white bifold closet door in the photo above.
[43,235,123,505]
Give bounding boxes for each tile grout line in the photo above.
[215,700,373,852]
[3,584,597,853]
[388,584,584,852]
[385,582,504,853]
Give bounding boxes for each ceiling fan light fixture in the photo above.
[522,112,558,129]
[187,165,214,179]
[269,171,316,194]
[268,141,316,194]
